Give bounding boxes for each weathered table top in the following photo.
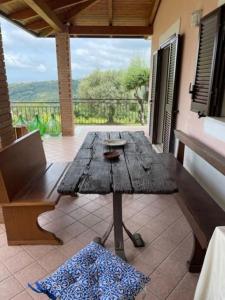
[58,131,178,195]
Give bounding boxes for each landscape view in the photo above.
[2,17,150,135]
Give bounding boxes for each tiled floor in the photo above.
[0,125,199,299]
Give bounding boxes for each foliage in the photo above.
[77,70,131,123]
[123,57,150,124]
[123,57,149,94]
[77,70,130,100]
[9,80,79,102]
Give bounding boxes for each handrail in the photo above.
[175,130,225,176]
[11,99,142,104]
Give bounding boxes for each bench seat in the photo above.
[0,131,71,245]
[166,130,225,273]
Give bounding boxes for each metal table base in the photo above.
[94,193,145,260]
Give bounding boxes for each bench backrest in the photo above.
[175,130,225,175]
[0,130,46,202]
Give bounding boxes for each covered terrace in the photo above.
[0,0,225,299]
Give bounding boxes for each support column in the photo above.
[55,32,74,136]
[0,27,16,149]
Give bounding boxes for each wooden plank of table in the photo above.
[57,159,90,194]
[122,132,177,193]
[78,132,112,194]
[58,131,178,195]
[109,132,133,193]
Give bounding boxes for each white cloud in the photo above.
[36,64,47,72]
[75,48,89,56]
[5,53,31,68]
[0,17,150,82]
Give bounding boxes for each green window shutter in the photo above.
[149,50,161,144]
[191,8,223,116]
[162,35,182,153]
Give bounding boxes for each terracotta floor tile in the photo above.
[151,235,177,255]
[27,287,49,299]
[149,269,180,299]
[43,208,65,221]
[82,201,102,212]
[12,290,33,300]
[69,207,90,220]
[0,262,11,282]
[141,204,163,218]
[76,229,97,245]
[59,238,84,257]
[93,206,112,219]
[0,277,24,300]
[91,220,110,235]
[15,262,47,288]
[131,212,152,227]
[0,225,5,235]
[138,226,158,245]
[167,273,199,300]
[56,197,80,213]
[71,195,91,207]
[0,233,7,248]
[169,234,194,263]
[44,215,75,233]
[56,228,75,244]
[4,250,34,273]
[136,245,168,274]
[136,290,160,300]
[64,221,88,238]
[0,245,23,261]
[80,214,102,227]
[156,256,187,285]
[38,249,67,272]
[23,245,57,260]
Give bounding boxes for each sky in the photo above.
[0,17,151,83]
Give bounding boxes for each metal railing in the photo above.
[11,99,148,125]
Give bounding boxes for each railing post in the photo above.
[55,32,74,136]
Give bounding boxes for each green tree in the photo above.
[123,57,150,125]
[78,70,130,123]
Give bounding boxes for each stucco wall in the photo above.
[151,0,225,209]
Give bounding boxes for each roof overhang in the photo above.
[0,0,160,38]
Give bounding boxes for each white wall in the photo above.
[184,147,225,211]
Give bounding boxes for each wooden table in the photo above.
[58,131,177,260]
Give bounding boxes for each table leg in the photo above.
[113,193,127,261]
[93,220,114,246]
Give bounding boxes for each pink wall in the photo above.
[152,0,225,156]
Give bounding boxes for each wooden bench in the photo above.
[162,130,225,273]
[0,130,70,245]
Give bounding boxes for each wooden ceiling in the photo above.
[0,0,160,38]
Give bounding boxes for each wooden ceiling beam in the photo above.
[69,25,153,36]
[149,0,160,24]
[38,27,54,37]
[9,0,89,20]
[23,0,64,32]
[26,18,49,30]
[0,0,15,4]
[66,0,100,20]
[108,0,112,26]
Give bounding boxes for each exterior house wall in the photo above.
[152,0,225,209]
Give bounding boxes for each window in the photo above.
[190,4,225,118]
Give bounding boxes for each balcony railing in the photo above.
[11,99,148,125]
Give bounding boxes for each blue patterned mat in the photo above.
[28,242,150,299]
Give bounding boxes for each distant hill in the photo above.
[9,80,80,102]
